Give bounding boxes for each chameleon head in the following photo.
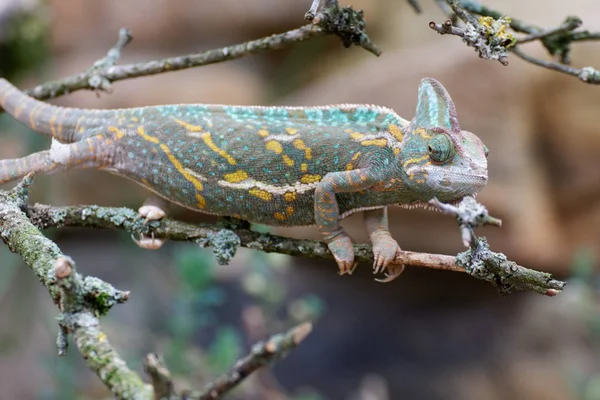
[399,78,488,202]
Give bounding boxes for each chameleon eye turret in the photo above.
[0,76,488,282]
[427,133,454,163]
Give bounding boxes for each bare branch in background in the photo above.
[424,0,600,83]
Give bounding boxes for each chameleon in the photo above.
[0,77,488,281]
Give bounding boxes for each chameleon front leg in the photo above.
[0,134,112,184]
[314,167,384,275]
[363,208,405,282]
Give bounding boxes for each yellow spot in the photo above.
[141,178,151,186]
[137,126,160,143]
[158,143,206,209]
[224,170,249,183]
[286,206,294,215]
[393,148,400,155]
[346,152,361,171]
[286,127,298,135]
[416,179,425,184]
[344,128,353,133]
[293,139,312,159]
[284,192,297,202]
[350,132,364,140]
[360,139,387,147]
[266,140,283,154]
[131,117,139,122]
[282,155,294,166]
[200,132,237,165]
[403,155,429,168]
[172,117,203,132]
[274,212,287,221]
[109,126,126,139]
[388,124,403,141]
[258,129,270,137]
[300,174,321,184]
[300,163,308,172]
[98,332,107,342]
[249,188,273,201]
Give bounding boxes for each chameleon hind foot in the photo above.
[132,204,167,250]
[371,232,404,282]
[136,204,166,223]
[132,232,165,250]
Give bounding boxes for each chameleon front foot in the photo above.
[326,234,358,275]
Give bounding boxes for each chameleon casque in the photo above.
[0,77,488,281]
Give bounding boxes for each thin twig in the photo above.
[516,17,581,44]
[24,202,566,296]
[0,2,378,107]
[512,47,600,84]
[193,323,312,400]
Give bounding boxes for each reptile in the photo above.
[0,77,488,281]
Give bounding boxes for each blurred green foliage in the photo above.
[0,5,50,81]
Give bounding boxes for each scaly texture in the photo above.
[0,77,488,279]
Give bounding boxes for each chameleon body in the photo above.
[0,77,488,280]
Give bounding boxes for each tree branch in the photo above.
[24,201,566,296]
[0,176,151,398]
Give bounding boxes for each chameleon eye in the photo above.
[427,134,454,163]
[483,144,489,158]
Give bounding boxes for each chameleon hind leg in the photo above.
[363,208,404,282]
[0,134,113,185]
[314,167,386,275]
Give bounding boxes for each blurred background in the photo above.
[0,0,599,399]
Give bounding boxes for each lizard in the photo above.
[0,77,488,281]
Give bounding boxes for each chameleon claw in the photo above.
[374,264,405,283]
[132,232,165,250]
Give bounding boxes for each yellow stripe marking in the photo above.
[158,143,206,208]
[403,155,429,168]
[285,127,298,135]
[266,140,283,154]
[109,126,126,139]
[360,139,387,147]
[346,152,361,171]
[300,163,308,172]
[388,124,403,141]
[172,118,203,132]
[414,127,433,139]
[224,170,248,183]
[200,132,237,165]
[258,129,270,137]
[248,188,273,201]
[50,112,58,138]
[350,132,364,140]
[137,126,160,143]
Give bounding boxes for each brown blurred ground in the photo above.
[1,0,600,399]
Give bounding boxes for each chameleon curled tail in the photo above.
[0,78,109,143]
[0,78,114,184]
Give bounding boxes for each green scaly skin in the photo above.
[0,77,488,280]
